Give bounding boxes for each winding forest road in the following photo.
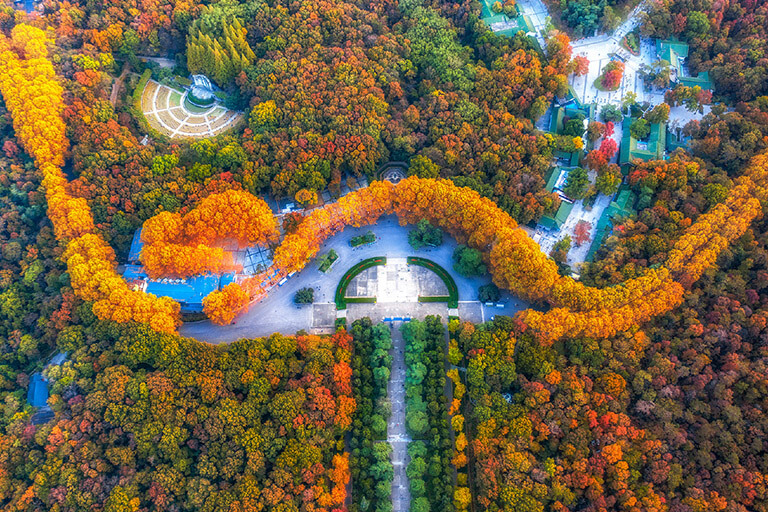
[388,326,411,512]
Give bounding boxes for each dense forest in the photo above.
[3,0,768,508]
[0,322,355,509]
[642,0,768,102]
[24,0,581,263]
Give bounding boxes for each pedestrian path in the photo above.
[388,327,411,512]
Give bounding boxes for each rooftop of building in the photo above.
[619,116,667,167]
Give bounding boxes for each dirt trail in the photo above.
[109,62,130,107]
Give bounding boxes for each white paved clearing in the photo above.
[537,192,613,268]
[179,216,529,343]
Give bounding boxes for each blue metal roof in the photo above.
[27,373,48,407]
[123,265,221,313]
[128,228,144,263]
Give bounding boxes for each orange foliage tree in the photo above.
[140,189,279,278]
[0,25,179,333]
[202,282,250,325]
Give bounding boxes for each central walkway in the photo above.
[388,326,411,512]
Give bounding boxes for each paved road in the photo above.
[388,326,411,512]
[180,216,529,343]
[136,56,176,68]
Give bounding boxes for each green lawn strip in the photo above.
[335,257,386,309]
[345,297,377,304]
[407,256,459,307]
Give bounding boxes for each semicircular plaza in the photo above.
[141,79,243,139]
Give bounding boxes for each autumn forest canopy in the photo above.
[4,0,768,509]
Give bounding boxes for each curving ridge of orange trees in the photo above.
[140,189,279,279]
[3,25,767,342]
[0,26,181,334]
[246,173,762,342]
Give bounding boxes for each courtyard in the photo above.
[344,259,449,302]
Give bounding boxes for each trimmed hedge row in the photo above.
[402,317,455,512]
[335,257,386,309]
[418,295,451,303]
[345,297,377,304]
[408,257,459,308]
[349,319,394,512]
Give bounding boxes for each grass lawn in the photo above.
[593,76,620,92]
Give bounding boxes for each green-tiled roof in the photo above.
[666,130,691,152]
[495,27,520,38]
[619,116,667,167]
[545,167,560,192]
[680,71,713,91]
[518,14,535,33]
[480,3,539,48]
[549,103,592,135]
[586,187,637,261]
[480,0,514,24]
[550,106,565,133]
[656,39,689,59]
[483,12,509,24]
[612,189,635,212]
[539,200,574,230]
[655,38,713,91]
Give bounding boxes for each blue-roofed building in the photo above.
[219,273,237,288]
[123,265,222,313]
[128,228,144,264]
[27,373,48,408]
[123,228,274,312]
